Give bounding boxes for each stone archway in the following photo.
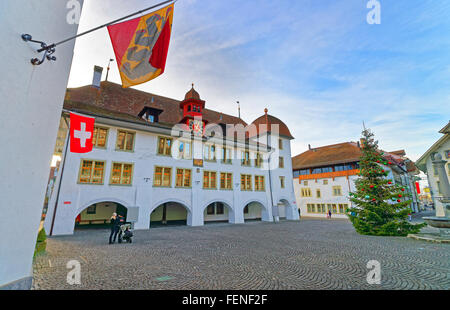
[278,199,290,219]
[74,201,127,229]
[150,200,191,228]
[278,198,300,221]
[242,200,270,223]
[202,201,235,225]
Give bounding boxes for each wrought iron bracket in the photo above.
[22,34,57,66]
[20,1,176,66]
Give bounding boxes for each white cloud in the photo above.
[67,0,450,163]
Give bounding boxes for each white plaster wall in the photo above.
[273,137,299,220]
[425,138,450,216]
[294,175,357,219]
[0,0,83,288]
[255,134,299,221]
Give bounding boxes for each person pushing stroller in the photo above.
[109,213,120,244]
[109,213,133,244]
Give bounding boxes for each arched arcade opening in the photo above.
[278,199,299,220]
[278,199,290,220]
[74,201,127,229]
[203,202,234,224]
[243,201,265,222]
[150,202,190,228]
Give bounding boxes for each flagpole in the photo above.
[49,116,70,236]
[22,0,177,63]
[41,0,176,52]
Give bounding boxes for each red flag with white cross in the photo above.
[70,113,95,153]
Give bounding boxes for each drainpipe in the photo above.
[265,108,277,222]
[49,116,70,236]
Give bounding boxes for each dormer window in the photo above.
[187,105,191,112]
[138,107,163,124]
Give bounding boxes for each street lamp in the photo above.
[237,101,240,119]
[106,58,114,81]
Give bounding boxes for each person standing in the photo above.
[109,212,120,244]
[328,209,332,219]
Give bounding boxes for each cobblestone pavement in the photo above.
[33,219,450,290]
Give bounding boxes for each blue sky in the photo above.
[68,0,450,160]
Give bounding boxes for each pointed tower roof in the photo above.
[184,83,201,100]
[250,108,294,139]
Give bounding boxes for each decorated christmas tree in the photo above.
[348,129,425,236]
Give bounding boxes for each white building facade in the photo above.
[292,142,420,219]
[416,122,450,217]
[44,84,299,236]
[295,173,359,219]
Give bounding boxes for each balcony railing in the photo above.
[297,169,360,182]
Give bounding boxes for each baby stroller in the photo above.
[118,223,133,243]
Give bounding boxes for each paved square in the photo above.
[33,219,450,290]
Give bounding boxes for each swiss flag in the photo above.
[70,113,95,153]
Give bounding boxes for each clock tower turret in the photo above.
[179,84,207,135]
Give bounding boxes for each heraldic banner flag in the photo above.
[107,4,174,88]
[70,113,95,153]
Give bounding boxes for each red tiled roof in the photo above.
[250,113,294,139]
[292,142,362,170]
[405,160,419,173]
[389,150,406,156]
[382,153,403,165]
[63,100,155,125]
[292,141,414,172]
[184,86,201,101]
[64,81,247,127]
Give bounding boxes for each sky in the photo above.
[67,0,450,162]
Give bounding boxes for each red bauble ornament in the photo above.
[401,188,405,192]
[372,198,376,201]
[388,181,392,184]
[377,160,380,163]
[388,162,392,165]
[370,185,374,188]
[397,200,400,202]
[398,194,402,198]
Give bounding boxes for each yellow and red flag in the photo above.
[107,4,174,88]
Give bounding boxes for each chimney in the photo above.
[92,66,103,88]
[308,144,312,150]
[357,141,361,148]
